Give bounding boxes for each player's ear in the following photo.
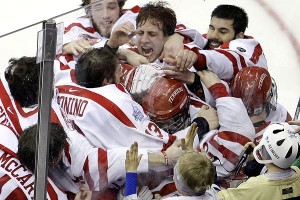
[236,32,244,39]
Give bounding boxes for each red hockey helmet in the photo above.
[230,66,277,115]
[142,76,190,134]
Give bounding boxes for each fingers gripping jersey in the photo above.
[0,125,68,200]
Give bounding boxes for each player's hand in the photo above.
[288,120,300,133]
[165,140,185,166]
[74,185,92,200]
[181,122,198,153]
[162,65,195,85]
[159,33,184,61]
[197,70,222,89]
[62,38,97,56]
[163,49,197,72]
[197,105,219,130]
[125,142,143,172]
[108,21,136,48]
[120,49,150,66]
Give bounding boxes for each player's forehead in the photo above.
[137,20,163,33]
[90,0,118,7]
[210,16,234,31]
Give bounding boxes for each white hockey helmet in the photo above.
[253,122,300,169]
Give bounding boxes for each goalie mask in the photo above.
[253,122,300,169]
[230,66,277,116]
[142,77,190,134]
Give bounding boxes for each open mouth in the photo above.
[209,40,222,48]
[141,47,153,58]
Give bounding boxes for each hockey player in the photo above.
[0,123,91,200]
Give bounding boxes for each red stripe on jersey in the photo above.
[0,174,10,192]
[64,143,71,164]
[209,83,230,99]
[6,187,27,200]
[47,181,59,200]
[64,22,97,34]
[83,158,95,190]
[249,43,263,65]
[0,81,22,134]
[217,131,252,146]
[15,102,38,118]
[215,49,239,76]
[129,5,141,13]
[0,144,17,157]
[56,85,136,128]
[208,131,251,165]
[97,148,108,189]
[116,83,127,93]
[50,109,61,126]
[70,70,78,84]
[190,99,206,107]
[152,182,177,197]
[238,54,248,70]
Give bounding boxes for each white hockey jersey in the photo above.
[54,69,177,151]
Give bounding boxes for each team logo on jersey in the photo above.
[237,47,246,52]
[132,105,144,121]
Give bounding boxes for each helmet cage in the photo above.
[153,104,190,134]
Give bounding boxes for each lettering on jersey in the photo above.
[265,136,280,159]
[258,73,267,90]
[236,47,246,52]
[57,96,88,117]
[0,153,34,196]
[0,105,12,127]
[132,105,144,121]
[169,87,183,104]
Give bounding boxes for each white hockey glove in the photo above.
[123,63,164,103]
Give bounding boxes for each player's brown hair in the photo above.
[136,1,176,37]
[75,47,118,88]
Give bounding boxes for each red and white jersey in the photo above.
[199,83,255,178]
[0,124,68,200]
[54,69,177,151]
[188,36,268,81]
[50,102,149,194]
[0,73,38,136]
[63,15,103,46]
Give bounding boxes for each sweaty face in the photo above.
[206,17,237,49]
[90,0,120,38]
[136,20,168,63]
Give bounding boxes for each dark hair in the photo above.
[17,123,67,173]
[75,48,118,88]
[4,57,40,107]
[211,4,248,34]
[136,1,176,37]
